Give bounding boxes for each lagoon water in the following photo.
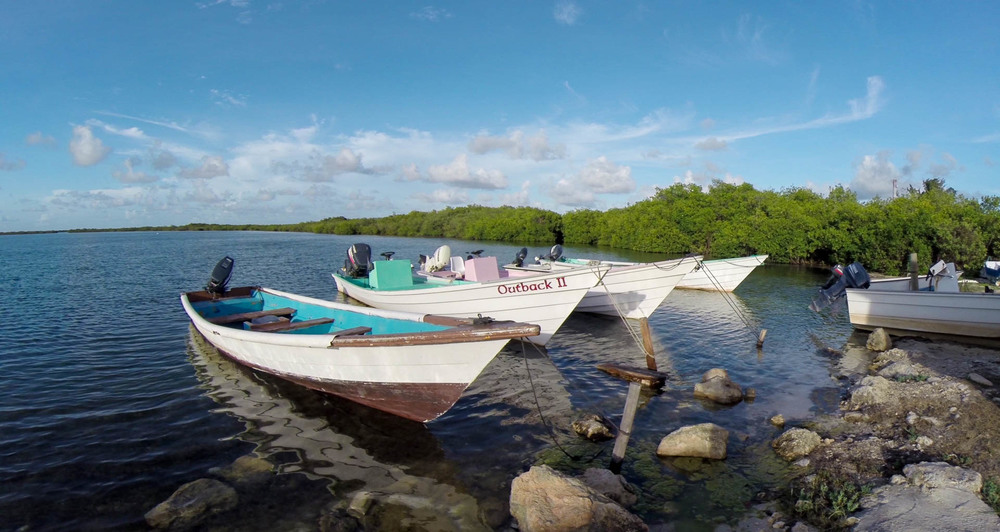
[1,231,858,530]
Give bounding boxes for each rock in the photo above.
[347,491,374,519]
[145,478,238,530]
[875,360,920,380]
[656,423,729,460]
[744,387,757,400]
[580,468,638,507]
[572,414,615,441]
[968,372,994,387]
[847,376,894,408]
[209,455,274,488]
[854,462,1000,530]
[510,465,647,532]
[693,368,744,405]
[771,428,821,461]
[769,414,785,427]
[866,328,892,351]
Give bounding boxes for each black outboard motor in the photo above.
[511,247,528,267]
[810,262,871,311]
[206,256,235,295]
[539,244,563,262]
[343,243,374,278]
[466,249,484,260]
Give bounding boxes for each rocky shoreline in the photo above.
[144,330,1000,531]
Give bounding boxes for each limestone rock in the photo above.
[693,368,744,405]
[968,372,994,387]
[509,465,647,532]
[656,423,729,460]
[771,428,821,461]
[769,414,786,427]
[572,414,615,441]
[145,478,238,530]
[854,462,999,530]
[866,328,892,351]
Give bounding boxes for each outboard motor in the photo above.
[421,245,451,272]
[511,247,528,267]
[206,256,235,295]
[343,243,374,278]
[540,244,563,262]
[466,249,484,260]
[810,262,870,311]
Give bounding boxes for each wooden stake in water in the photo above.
[640,317,656,371]
[909,253,919,291]
[756,329,768,348]
[610,381,641,474]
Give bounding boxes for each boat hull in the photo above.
[182,287,538,422]
[569,258,698,318]
[845,289,1000,339]
[333,265,609,346]
[677,255,768,291]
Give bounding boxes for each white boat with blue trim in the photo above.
[183,257,540,423]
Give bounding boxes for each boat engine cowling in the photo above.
[343,243,374,278]
[539,244,563,262]
[810,262,870,311]
[207,256,235,295]
[422,245,451,272]
[511,247,528,267]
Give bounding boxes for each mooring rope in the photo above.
[695,257,761,341]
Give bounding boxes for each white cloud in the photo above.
[112,158,158,184]
[26,132,56,146]
[179,155,229,179]
[578,156,634,194]
[695,137,727,151]
[0,153,26,171]
[468,130,566,161]
[850,151,902,199]
[412,188,470,204]
[69,125,112,166]
[426,154,508,189]
[554,1,581,25]
[411,6,452,21]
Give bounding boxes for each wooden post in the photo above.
[639,317,656,371]
[908,253,919,291]
[756,328,768,348]
[610,381,641,474]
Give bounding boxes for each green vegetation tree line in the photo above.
[21,178,998,276]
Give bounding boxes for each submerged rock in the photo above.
[693,368,744,405]
[580,468,638,507]
[145,478,238,530]
[656,423,729,460]
[509,465,646,532]
[572,414,615,441]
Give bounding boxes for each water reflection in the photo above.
[187,327,497,529]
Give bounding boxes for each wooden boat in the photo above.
[676,255,769,291]
[182,259,540,423]
[332,245,609,346]
[514,253,701,319]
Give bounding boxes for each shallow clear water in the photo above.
[0,231,857,530]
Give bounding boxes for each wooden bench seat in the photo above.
[207,307,296,325]
[332,326,372,337]
[248,317,335,332]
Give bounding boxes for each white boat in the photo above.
[514,254,701,319]
[845,289,1000,339]
[183,257,540,423]
[814,259,1000,340]
[676,255,769,291]
[332,244,610,346]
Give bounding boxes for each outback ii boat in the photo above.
[510,245,702,319]
[332,244,610,346]
[182,257,540,423]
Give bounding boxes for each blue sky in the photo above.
[1,1,998,232]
